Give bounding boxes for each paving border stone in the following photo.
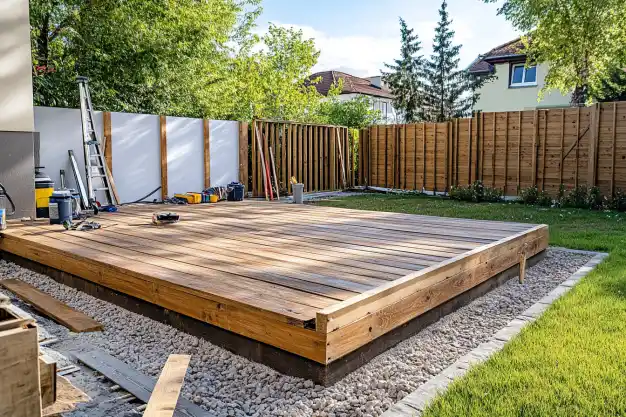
[381,250,608,417]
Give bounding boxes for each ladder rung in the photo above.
[93,187,110,191]
[92,174,107,178]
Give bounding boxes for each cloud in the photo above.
[257,2,519,77]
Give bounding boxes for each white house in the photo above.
[469,38,572,112]
[309,71,397,122]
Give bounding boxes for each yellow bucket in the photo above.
[209,194,219,203]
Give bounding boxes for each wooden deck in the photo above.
[0,202,548,366]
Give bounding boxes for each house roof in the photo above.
[308,71,394,99]
[468,38,527,74]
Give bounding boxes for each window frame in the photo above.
[509,63,537,87]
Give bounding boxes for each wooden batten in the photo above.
[159,115,168,200]
[103,111,113,174]
[204,119,211,189]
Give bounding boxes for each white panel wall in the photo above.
[0,0,34,132]
[166,117,204,196]
[34,106,103,192]
[210,120,239,187]
[34,107,241,204]
[111,112,162,203]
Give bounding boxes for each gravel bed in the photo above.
[0,248,592,417]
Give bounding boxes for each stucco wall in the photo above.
[0,0,34,132]
[474,62,572,112]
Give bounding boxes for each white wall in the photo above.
[33,107,240,204]
[166,116,204,196]
[111,112,162,203]
[0,0,34,132]
[474,62,572,112]
[35,107,103,192]
[210,120,239,187]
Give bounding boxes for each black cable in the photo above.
[0,182,16,215]
[119,186,162,205]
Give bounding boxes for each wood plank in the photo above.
[39,354,56,408]
[532,110,538,188]
[492,113,496,187]
[542,111,547,191]
[144,354,190,417]
[317,224,547,333]
[504,112,509,192]
[238,122,248,189]
[103,111,112,174]
[323,228,548,361]
[72,347,208,417]
[576,107,581,187]
[560,109,565,186]
[287,124,293,194]
[518,111,522,191]
[160,115,168,200]
[0,326,41,417]
[0,279,102,333]
[611,102,617,196]
[204,119,211,189]
[252,121,257,197]
[281,124,287,192]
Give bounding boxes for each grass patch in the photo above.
[316,194,626,416]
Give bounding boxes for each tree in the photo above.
[319,94,382,129]
[230,24,325,122]
[595,69,626,102]
[423,1,471,122]
[483,0,626,105]
[382,18,425,122]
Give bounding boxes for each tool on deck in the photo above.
[152,212,180,225]
[77,76,119,210]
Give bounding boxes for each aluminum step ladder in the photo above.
[76,76,119,209]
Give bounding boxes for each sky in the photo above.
[256,0,520,77]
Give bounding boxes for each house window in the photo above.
[510,63,537,87]
[382,102,388,117]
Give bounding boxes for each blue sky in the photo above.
[257,0,519,77]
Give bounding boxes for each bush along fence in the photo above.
[250,120,355,197]
[358,101,626,200]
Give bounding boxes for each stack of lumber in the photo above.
[0,291,57,417]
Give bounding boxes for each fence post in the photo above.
[588,103,600,187]
[532,110,539,188]
[204,119,211,189]
[238,122,248,190]
[159,115,168,200]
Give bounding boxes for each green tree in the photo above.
[29,0,262,117]
[423,0,471,122]
[483,0,626,105]
[231,24,325,122]
[382,18,425,123]
[319,94,381,129]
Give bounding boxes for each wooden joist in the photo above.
[0,279,103,333]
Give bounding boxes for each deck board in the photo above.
[0,201,548,366]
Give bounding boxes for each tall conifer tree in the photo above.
[382,18,425,122]
[423,0,471,122]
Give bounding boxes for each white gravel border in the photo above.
[381,250,608,417]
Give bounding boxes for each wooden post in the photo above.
[480,112,485,181]
[287,124,292,193]
[468,117,472,185]
[559,109,565,187]
[611,102,617,196]
[433,123,438,194]
[103,112,112,174]
[384,125,389,188]
[159,115,168,200]
[532,110,539,188]
[542,111,548,191]
[330,127,337,189]
[455,118,460,186]
[282,124,287,192]
[403,124,408,189]
[446,121,452,191]
[252,120,257,196]
[204,119,211,189]
[413,124,417,190]
[492,113,497,188]
[575,107,580,187]
[588,103,600,187]
[517,111,522,192]
[504,112,509,194]
[238,122,248,189]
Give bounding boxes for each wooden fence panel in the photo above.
[358,102,626,198]
[250,121,352,197]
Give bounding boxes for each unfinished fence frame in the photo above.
[250,120,355,197]
[359,102,626,197]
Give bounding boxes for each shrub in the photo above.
[450,181,502,203]
[519,186,552,207]
[609,189,626,212]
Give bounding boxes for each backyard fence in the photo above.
[251,120,355,197]
[359,101,626,197]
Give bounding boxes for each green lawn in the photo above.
[315,194,626,417]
